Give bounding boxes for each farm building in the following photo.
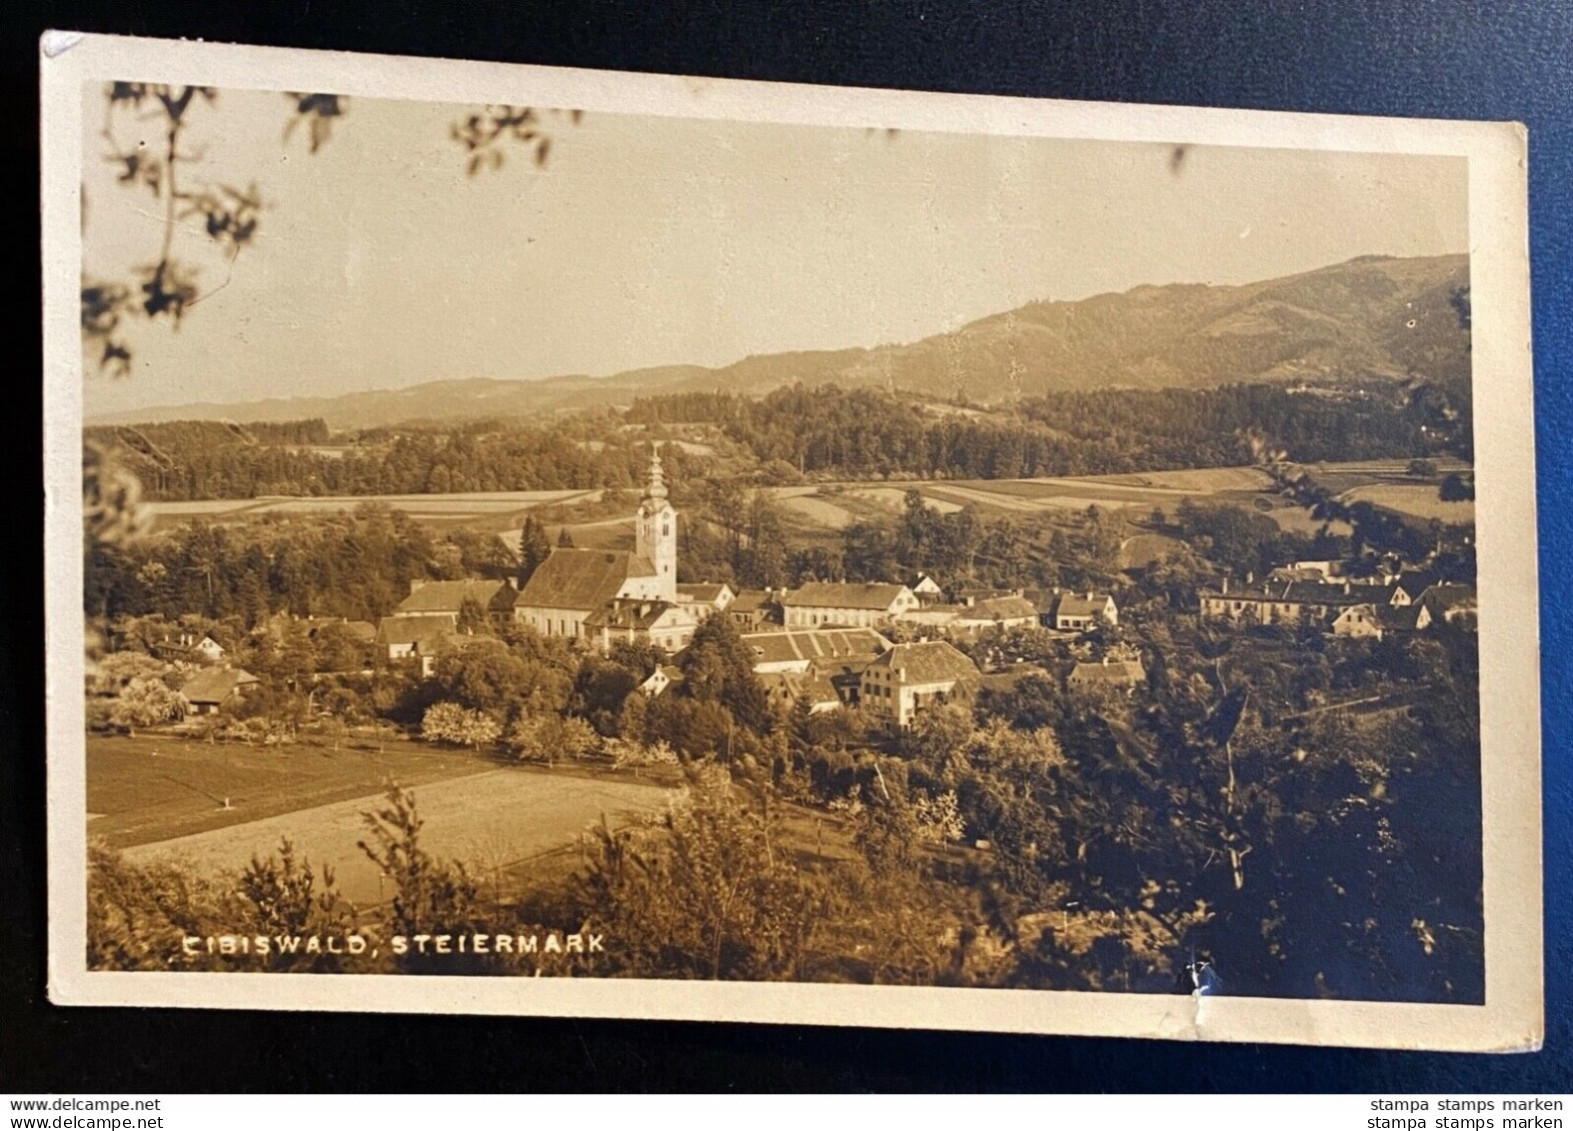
[394,578,520,626]
[582,598,699,654]
[780,582,919,628]
[1049,590,1119,631]
[179,667,259,715]
[676,582,735,618]
[859,640,981,729]
[739,628,893,675]
[1068,657,1146,694]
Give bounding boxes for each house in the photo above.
[1199,579,1367,627]
[907,574,945,603]
[516,449,710,649]
[1067,657,1146,694]
[780,582,919,628]
[582,598,699,654]
[375,614,459,675]
[179,667,259,715]
[948,595,1041,633]
[955,586,1020,606]
[738,627,893,675]
[1388,571,1444,607]
[727,588,780,630]
[154,632,226,666]
[1331,603,1386,640]
[393,578,520,625]
[859,640,981,729]
[1419,582,1478,628]
[1049,590,1119,632]
[1333,602,1432,640]
[676,582,735,619]
[758,670,842,715]
[638,665,682,697]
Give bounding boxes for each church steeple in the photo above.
[635,443,678,602]
[643,445,669,504]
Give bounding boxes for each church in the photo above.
[514,447,701,653]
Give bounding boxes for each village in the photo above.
[100,446,1477,740]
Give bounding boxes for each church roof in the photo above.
[517,549,655,613]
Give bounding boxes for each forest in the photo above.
[86,379,1461,502]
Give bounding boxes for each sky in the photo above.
[80,85,1469,418]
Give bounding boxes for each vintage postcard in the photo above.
[41,32,1541,1050]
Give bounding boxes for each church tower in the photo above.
[635,445,679,603]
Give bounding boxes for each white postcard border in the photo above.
[41,31,1542,1051]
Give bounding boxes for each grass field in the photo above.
[120,765,676,905]
[87,733,502,849]
[1340,484,1475,524]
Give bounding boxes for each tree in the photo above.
[517,516,553,585]
[111,676,183,736]
[581,766,823,980]
[557,527,576,548]
[356,785,484,965]
[420,702,500,749]
[1407,458,1438,479]
[504,711,599,765]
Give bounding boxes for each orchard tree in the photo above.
[420,702,500,750]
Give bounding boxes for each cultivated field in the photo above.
[121,767,676,906]
[87,733,500,849]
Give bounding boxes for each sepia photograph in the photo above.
[41,32,1541,1051]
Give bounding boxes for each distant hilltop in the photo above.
[89,253,1469,430]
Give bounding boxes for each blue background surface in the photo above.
[5,0,1569,1092]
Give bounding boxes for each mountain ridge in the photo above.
[88,253,1470,429]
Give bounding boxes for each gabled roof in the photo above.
[958,596,1039,621]
[1375,603,1428,631]
[1419,582,1477,609]
[516,549,653,612]
[584,599,691,631]
[1392,570,1445,601]
[1199,581,1366,606]
[180,667,259,704]
[782,582,912,610]
[1068,658,1146,685]
[395,579,515,616]
[740,628,893,667]
[375,614,457,648]
[729,588,776,613]
[865,640,980,685]
[676,582,733,604]
[758,670,841,706]
[1054,591,1116,618]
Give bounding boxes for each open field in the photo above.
[1119,532,1188,570]
[845,486,963,515]
[121,767,676,906]
[147,489,600,529]
[1340,484,1475,524]
[87,733,502,849]
[777,494,858,530]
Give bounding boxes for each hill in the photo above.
[89,253,1469,429]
